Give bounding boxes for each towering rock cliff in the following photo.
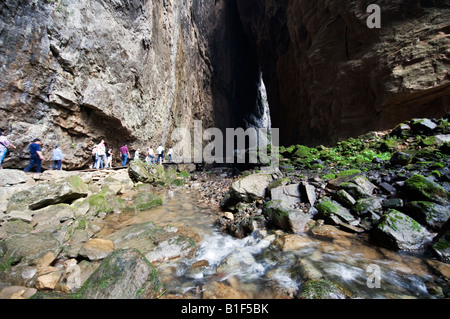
[236,0,450,146]
[0,0,226,169]
[1,0,449,169]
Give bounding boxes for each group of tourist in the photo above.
[90,140,113,169]
[0,128,174,173]
[124,143,173,166]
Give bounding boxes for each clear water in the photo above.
[100,187,441,299]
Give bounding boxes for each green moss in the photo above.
[316,199,341,216]
[131,192,163,211]
[336,169,362,178]
[404,174,449,204]
[87,193,126,215]
[298,279,346,299]
[179,170,190,179]
[267,178,290,190]
[321,173,336,181]
[65,175,88,193]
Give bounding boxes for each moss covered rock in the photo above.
[263,200,312,233]
[374,209,433,251]
[404,201,450,231]
[131,192,163,211]
[7,175,88,212]
[404,174,449,205]
[128,160,166,186]
[316,198,358,226]
[297,279,347,299]
[86,193,126,216]
[73,249,163,299]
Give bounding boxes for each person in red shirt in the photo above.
[120,143,130,167]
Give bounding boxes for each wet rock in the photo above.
[128,160,166,186]
[0,286,37,299]
[431,219,450,261]
[6,176,88,212]
[78,238,115,261]
[104,221,196,264]
[263,200,313,233]
[202,281,247,299]
[339,175,376,199]
[411,118,438,135]
[379,182,397,195]
[216,249,257,274]
[373,209,433,251]
[275,234,316,251]
[404,174,449,205]
[0,169,34,187]
[298,259,323,281]
[270,183,301,207]
[352,197,383,216]
[315,198,359,226]
[229,173,275,203]
[300,182,317,206]
[131,192,163,211]
[333,189,356,208]
[297,279,347,299]
[74,249,163,299]
[390,152,413,166]
[382,198,404,209]
[404,201,450,231]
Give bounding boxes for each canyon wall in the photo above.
[236,0,450,146]
[1,0,449,169]
[0,0,229,169]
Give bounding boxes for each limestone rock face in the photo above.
[0,0,223,169]
[236,0,450,146]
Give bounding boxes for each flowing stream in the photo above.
[100,187,441,299]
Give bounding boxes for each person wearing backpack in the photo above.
[0,129,16,169]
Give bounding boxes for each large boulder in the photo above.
[7,176,88,212]
[339,175,376,199]
[0,169,34,187]
[0,232,62,267]
[131,192,163,211]
[229,173,275,203]
[73,249,164,299]
[263,200,312,233]
[404,201,450,231]
[316,198,359,227]
[103,222,196,264]
[373,209,433,251]
[270,184,301,207]
[78,238,115,261]
[431,219,450,261]
[404,174,449,205]
[297,279,347,299]
[128,160,166,186]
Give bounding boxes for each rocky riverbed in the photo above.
[0,117,449,299]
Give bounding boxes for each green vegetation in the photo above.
[298,279,347,299]
[404,174,449,204]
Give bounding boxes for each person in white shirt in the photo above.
[96,140,106,169]
[156,144,164,164]
[146,147,156,164]
[135,148,141,160]
[167,147,174,163]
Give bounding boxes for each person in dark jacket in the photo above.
[24,138,44,173]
